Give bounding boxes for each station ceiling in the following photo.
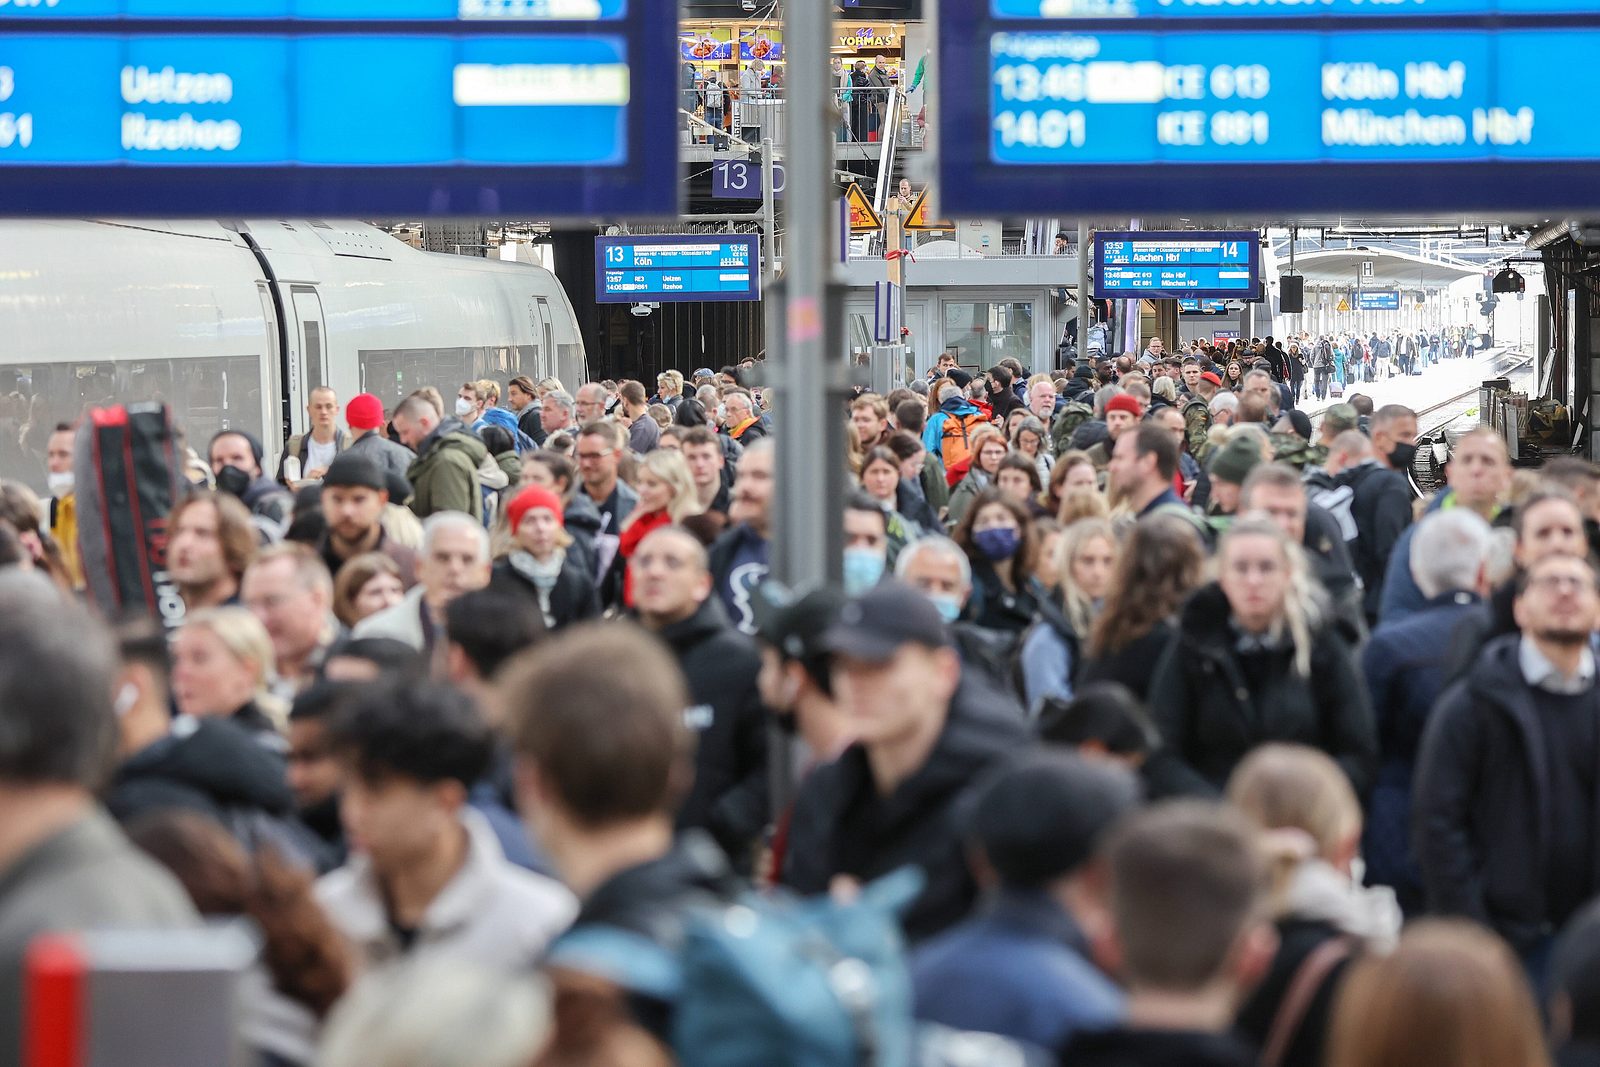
[1284,247,1484,290]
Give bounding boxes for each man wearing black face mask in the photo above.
[1371,404,1420,486]
[751,584,852,883]
[209,430,293,538]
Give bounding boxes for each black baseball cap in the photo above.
[321,452,386,492]
[751,583,847,664]
[819,579,950,663]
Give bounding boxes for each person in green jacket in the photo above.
[392,393,488,521]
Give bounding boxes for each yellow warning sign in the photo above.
[903,187,952,231]
[1336,297,1350,312]
[846,183,882,233]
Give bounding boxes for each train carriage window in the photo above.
[303,322,325,395]
[0,356,262,490]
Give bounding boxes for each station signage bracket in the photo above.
[0,2,680,217]
[937,0,1600,215]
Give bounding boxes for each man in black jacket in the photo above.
[1414,552,1600,967]
[634,525,768,871]
[108,615,335,871]
[1314,429,1413,625]
[781,580,1030,943]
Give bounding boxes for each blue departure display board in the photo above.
[1358,289,1401,309]
[1095,231,1259,299]
[0,1,675,216]
[594,235,762,303]
[1179,298,1229,312]
[939,0,1600,213]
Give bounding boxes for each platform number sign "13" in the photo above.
[712,160,786,200]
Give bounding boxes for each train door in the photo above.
[257,284,286,446]
[286,286,327,439]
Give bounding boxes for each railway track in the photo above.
[1415,350,1534,440]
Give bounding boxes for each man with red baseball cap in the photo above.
[344,392,418,483]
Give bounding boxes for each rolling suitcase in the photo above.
[74,403,187,628]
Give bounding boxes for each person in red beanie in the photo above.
[345,393,418,485]
[489,484,600,630]
[1086,392,1144,471]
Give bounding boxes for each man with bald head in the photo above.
[633,526,767,870]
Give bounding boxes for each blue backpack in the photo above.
[549,867,923,1067]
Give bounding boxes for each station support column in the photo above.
[773,0,847,591]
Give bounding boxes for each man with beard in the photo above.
[1415,552,1600,971]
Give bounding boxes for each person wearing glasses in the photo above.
[1415,550,1600,976]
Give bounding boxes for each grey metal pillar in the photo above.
[773,0,846,590]
[1076,218,1091,357]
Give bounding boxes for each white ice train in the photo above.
[0,218,586,477]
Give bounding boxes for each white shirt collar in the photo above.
[1518,636,1598,695]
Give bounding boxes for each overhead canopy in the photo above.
[1283,248,1481,290]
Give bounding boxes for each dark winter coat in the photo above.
[107,717,335,871]
[964,558,1044,637]
[653,598,768,869]
[1413,634,1600,951]
[781,674,1031,943]
[489,552,601,630]
[1234,919,1354,1067]
[561,489,604,583]
[1146,584,1378,796]
[1079,619,1175,703]
[1316,461,1413,623]
[1361,590,1484,912]
[1062,1028,1257,1067]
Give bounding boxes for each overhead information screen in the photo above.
[0,1,675,216]
[1179,298,1229,313]
[595,234,761,304]
[1094,231,1259,299]
[1358,290,1401,309]
[940,0,1600,213]
[994,0,1595,16]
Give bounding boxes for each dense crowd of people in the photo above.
[3,334,1599,1067]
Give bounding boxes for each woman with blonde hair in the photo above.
[1018,517,1117,714]
[1146,518,1376,795]
[1327,920,1549,1067]
[1230,744,1403,1067]
[615,449,697,608]
[170,606,286,746]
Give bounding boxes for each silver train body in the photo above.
[0,219,585,481]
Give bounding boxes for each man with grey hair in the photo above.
[1361,507,1493,915]
[0,574,197,1061]
[1208,390,1239,428]
[539,388,578,442]
[895,536,1019,703]
[574,382,608,426]
[355,512,491,652]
